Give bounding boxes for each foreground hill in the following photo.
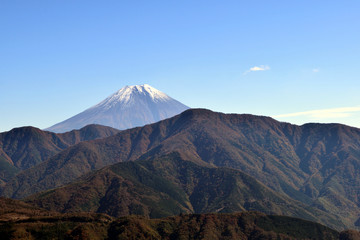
[0,124,120,185]
[0,197,113,240]
[108,212,343,240]
[0,198,354,240]
[46,84,189,133]
[3,109,360,229]
[26,154,342,230]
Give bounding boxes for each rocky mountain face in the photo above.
[45,84,189,133]
[0,125,120,186]
[2,108,360,230]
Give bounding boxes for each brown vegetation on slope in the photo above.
[0,197,350,240]
[26,154,343,230]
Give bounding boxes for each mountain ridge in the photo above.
[0,124,120,185]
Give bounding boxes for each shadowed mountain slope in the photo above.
[3,109,360,229]
[26,154,343,230]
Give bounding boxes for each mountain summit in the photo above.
[46,84,189,133]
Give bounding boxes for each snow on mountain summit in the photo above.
[94,84,171,110]
[46,84,189,133]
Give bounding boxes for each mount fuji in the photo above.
[46,84,189,133]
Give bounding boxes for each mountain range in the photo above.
[46,84,189,133]
[1,108,360,230]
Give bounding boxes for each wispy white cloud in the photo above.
[250,65,270,71]
[273,106,360,120]
[244,65,270,75]
[312,68,320,73]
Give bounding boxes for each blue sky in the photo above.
[1,1,360,132]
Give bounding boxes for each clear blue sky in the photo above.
[1,1,360,132]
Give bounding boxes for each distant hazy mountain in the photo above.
[46,84,189,133]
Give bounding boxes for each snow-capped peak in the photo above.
[132,84,170,101]
[93,84,171,110]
